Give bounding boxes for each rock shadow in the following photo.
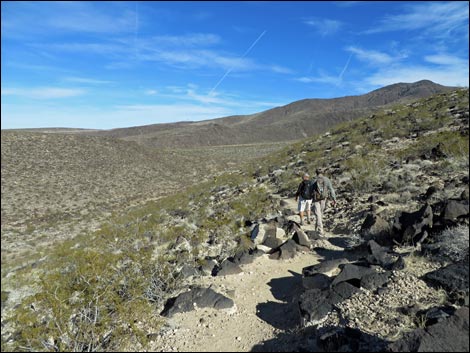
[255,270,303,330]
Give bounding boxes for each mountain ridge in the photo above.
[75,80,457,148]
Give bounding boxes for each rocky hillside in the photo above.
[77,80,455,148]
[1,88,468,352]
[1,131,287,268]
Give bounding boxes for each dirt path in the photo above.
[147,196,340,352]
[148,251,319,352]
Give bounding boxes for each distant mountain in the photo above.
[79,80,457,148]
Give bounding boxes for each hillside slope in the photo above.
[1,88,468,352]
[80,80,455,148]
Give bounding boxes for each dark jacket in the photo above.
[295,180,313,200]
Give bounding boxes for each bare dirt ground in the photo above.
[148,251,319,352]
[148,197,335,352]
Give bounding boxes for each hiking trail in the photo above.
[148,195,344,352]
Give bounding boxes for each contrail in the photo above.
[338,52,353,82]
[209,30,267,95]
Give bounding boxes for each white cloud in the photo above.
[2,87,86,99]
[346,46,407,65]
[149,33,221,47]
[424,54,467,67]
[304,18,343,36]
[64,76,113,85]
[366,1,469,37]
[296,74,341,86]
[145,90,158,96]
[365,64,469,88]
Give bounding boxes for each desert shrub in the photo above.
[432,225,469,263]
[343,154,386,193]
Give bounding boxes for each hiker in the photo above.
[311,168,336,235]
[295,173,313,226]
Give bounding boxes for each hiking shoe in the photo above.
[307,220,312,225]
[300,221,304,226]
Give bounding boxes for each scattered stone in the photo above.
[367,240,397,269]
[360,271,391,291]
[269,239,298,260]
[424,262,469,304]
[331,264,375,287]
[303,258,350,277]
[199,259,217,276]
[392,203,433,245]
[215,259,243,276]
[292,226,311,248]
[302,273,332,291]
[361,213,391,245]
[161,287,234,317]
[441,200,469,223]
[388,307,469,352]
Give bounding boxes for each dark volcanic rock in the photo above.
[303,258,350,277]
[361,213,391,245]
[263,236,283,249]
[299,288,341,326]
[200,259,217,276]
[161,287,234,317]
[215,259,243,276]
[331,264,375,287]
[441,199,469,222]
[367,240,397,269]
[292,227,312,248]
[360,271,391,291]
[392,203,433,245]
[333,281,361,299]
[318,327,388,352]
[388,307,469,352]
[424,262,469,301]
[269,239,298,260]
[302,273,332,290]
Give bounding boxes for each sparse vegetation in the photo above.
[2,88,468,351]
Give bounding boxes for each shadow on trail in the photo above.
[250,325,389,352]
[255,270,303,331]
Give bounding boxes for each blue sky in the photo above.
[1,1,469,129]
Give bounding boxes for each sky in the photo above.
[1,1,469,129]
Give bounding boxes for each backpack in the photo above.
[300,180,314,200]
[313,177,329,201]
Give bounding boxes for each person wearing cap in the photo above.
[295,173,313,226]
[311,168,336,235]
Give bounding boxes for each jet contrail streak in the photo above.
[339,52,353,82]
[209,30,267,95]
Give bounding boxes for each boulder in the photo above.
[441,200,469,222]
[461,188,469,201]
[367,240,397,269]
[333,281,361,299]
[392,204,433,245]
[292,227,311,248]
[161,287,234,317]
[388,307,469,352]
[299,288,341,326]
[232,250,258,266]
[180,265,200,279]
[199,259,217,276]
[424,262,469,304]
[269,239,298,260]
[360,213,391,245]
[263,237,284,249]
[317,327,387,352]
[215,259,243,276]
[360,271,391,291]
[302,273,332,291]
[303,258,350,277]
[331,264,376,287]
